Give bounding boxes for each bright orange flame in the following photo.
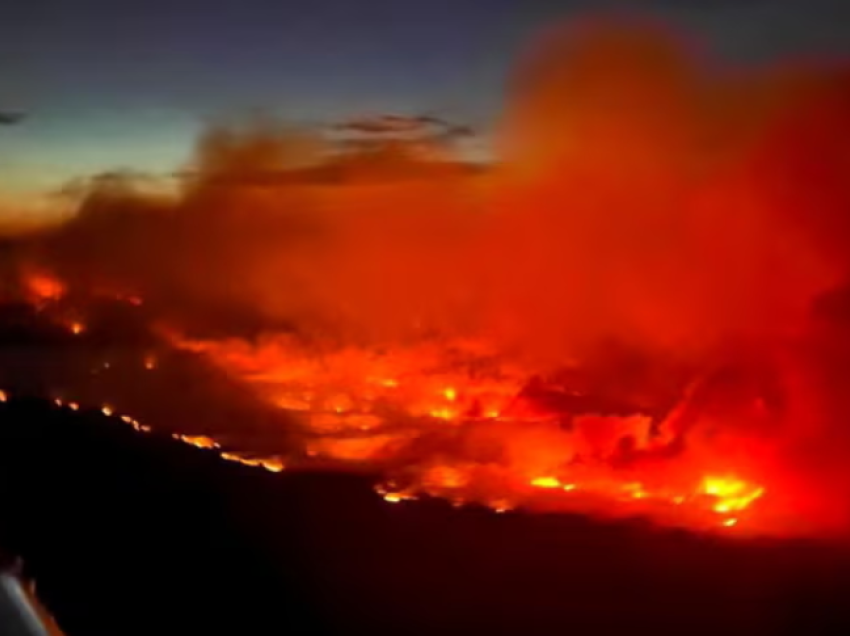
[700,477,766,514]
[174,434,220,450]
[167,333,774,532]
[531,476,561,489]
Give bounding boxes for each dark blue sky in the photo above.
[2,0,850,194]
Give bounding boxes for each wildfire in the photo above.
[700,477,766,514]
[167,332,774,532]
[3,268,777,534]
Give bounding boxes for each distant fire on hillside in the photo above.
[5,17,850,538]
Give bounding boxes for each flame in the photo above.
[2,264,780,535]
[530,476,562,489]
[700,477,766,514]
[166,332,775,533]
[173,434,220,450]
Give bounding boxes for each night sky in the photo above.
[2,0,850,199]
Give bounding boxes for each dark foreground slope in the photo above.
[1,397,850,636]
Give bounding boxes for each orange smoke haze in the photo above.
[29,19,850,364]
[11,17,850,535]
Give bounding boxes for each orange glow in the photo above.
[22,19,850,541]
[24,272,66,304]
[174,434,220,450]
[700,477,765,514]
[70,322,85,335]
[531,476,562,489]
[163,333,778,533]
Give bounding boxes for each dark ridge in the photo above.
[1,396,850,636]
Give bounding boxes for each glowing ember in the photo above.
[70,322,84,335]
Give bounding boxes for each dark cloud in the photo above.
[0,112,25,125]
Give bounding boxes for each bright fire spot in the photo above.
[723,518,739,527]
[53,398,63,406]
[700,477,765,514]
[492,500,514,513]
[531,476,562,489]
[70,322,84,335]
[101,405,114,417]
[68,402,79,411]
[383,492,415,504]
[0,390,7,402]
[218,451,283,472]
[174,434,220,450]
[257,458,285,473]
[624,483,648,500]
[443,387,457,401]
[144,356,157,370]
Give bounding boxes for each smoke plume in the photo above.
[8,15,850,535]
[27,18,850,368]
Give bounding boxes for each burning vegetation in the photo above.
[5,17,850,537]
